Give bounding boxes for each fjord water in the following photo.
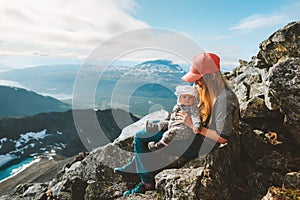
[0,157,34,182]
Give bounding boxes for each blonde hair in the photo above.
[198,71,229,126]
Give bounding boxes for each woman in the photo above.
[114,52,240,196]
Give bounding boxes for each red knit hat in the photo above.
[181,52,220,82]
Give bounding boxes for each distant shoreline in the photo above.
[0,157,39,183]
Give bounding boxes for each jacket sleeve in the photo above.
[170,104,181,120]
[214,92,238,139]
[159,104,180,132]
[190,103,202,129]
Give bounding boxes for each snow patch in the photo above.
[15,129,48,148]
[0,138,8,149]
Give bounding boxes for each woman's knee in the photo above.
[134,129,164,143]
[135,128,148,138]
[134,129,152,148]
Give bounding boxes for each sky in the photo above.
[0,0,299,71]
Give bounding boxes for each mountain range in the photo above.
[0,60,186,116]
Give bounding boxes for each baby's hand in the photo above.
[146,120,161,133]
[148,141,166,151]
[176,111,193,129]
[147,141,156,151]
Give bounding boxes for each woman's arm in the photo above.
[194,127,228,144]
[177,111,228,144]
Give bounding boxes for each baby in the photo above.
[146,85,202,151]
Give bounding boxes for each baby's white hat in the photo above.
[174,85,198,97]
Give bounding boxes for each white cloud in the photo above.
[112,0,138,13]
[0,0,202,68]
[0,50,85,59]
[229,1,300,32]
[82,28,204,68]
[0,0,149,57]
[229,14,287,31]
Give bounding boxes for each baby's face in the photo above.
[178,94,196,106]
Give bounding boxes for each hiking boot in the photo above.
[123,182,155,196]
[114,160,136,175]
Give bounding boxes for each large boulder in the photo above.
[256,21,300,68]
[225,20,300,199]
[265,57,300,145]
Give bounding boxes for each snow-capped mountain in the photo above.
[123,59,186,84]
[130,60,185,73]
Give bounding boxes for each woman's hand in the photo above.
[177,111,228,144]
[176,111,194,129]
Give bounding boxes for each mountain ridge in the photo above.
[0,60,186,116]
[0,108,139,182]
[0,85,70,118]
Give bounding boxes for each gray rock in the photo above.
[265,57,300,145]
[155,167,204,200]
[283,172,300,190]
[257,21,300,68]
